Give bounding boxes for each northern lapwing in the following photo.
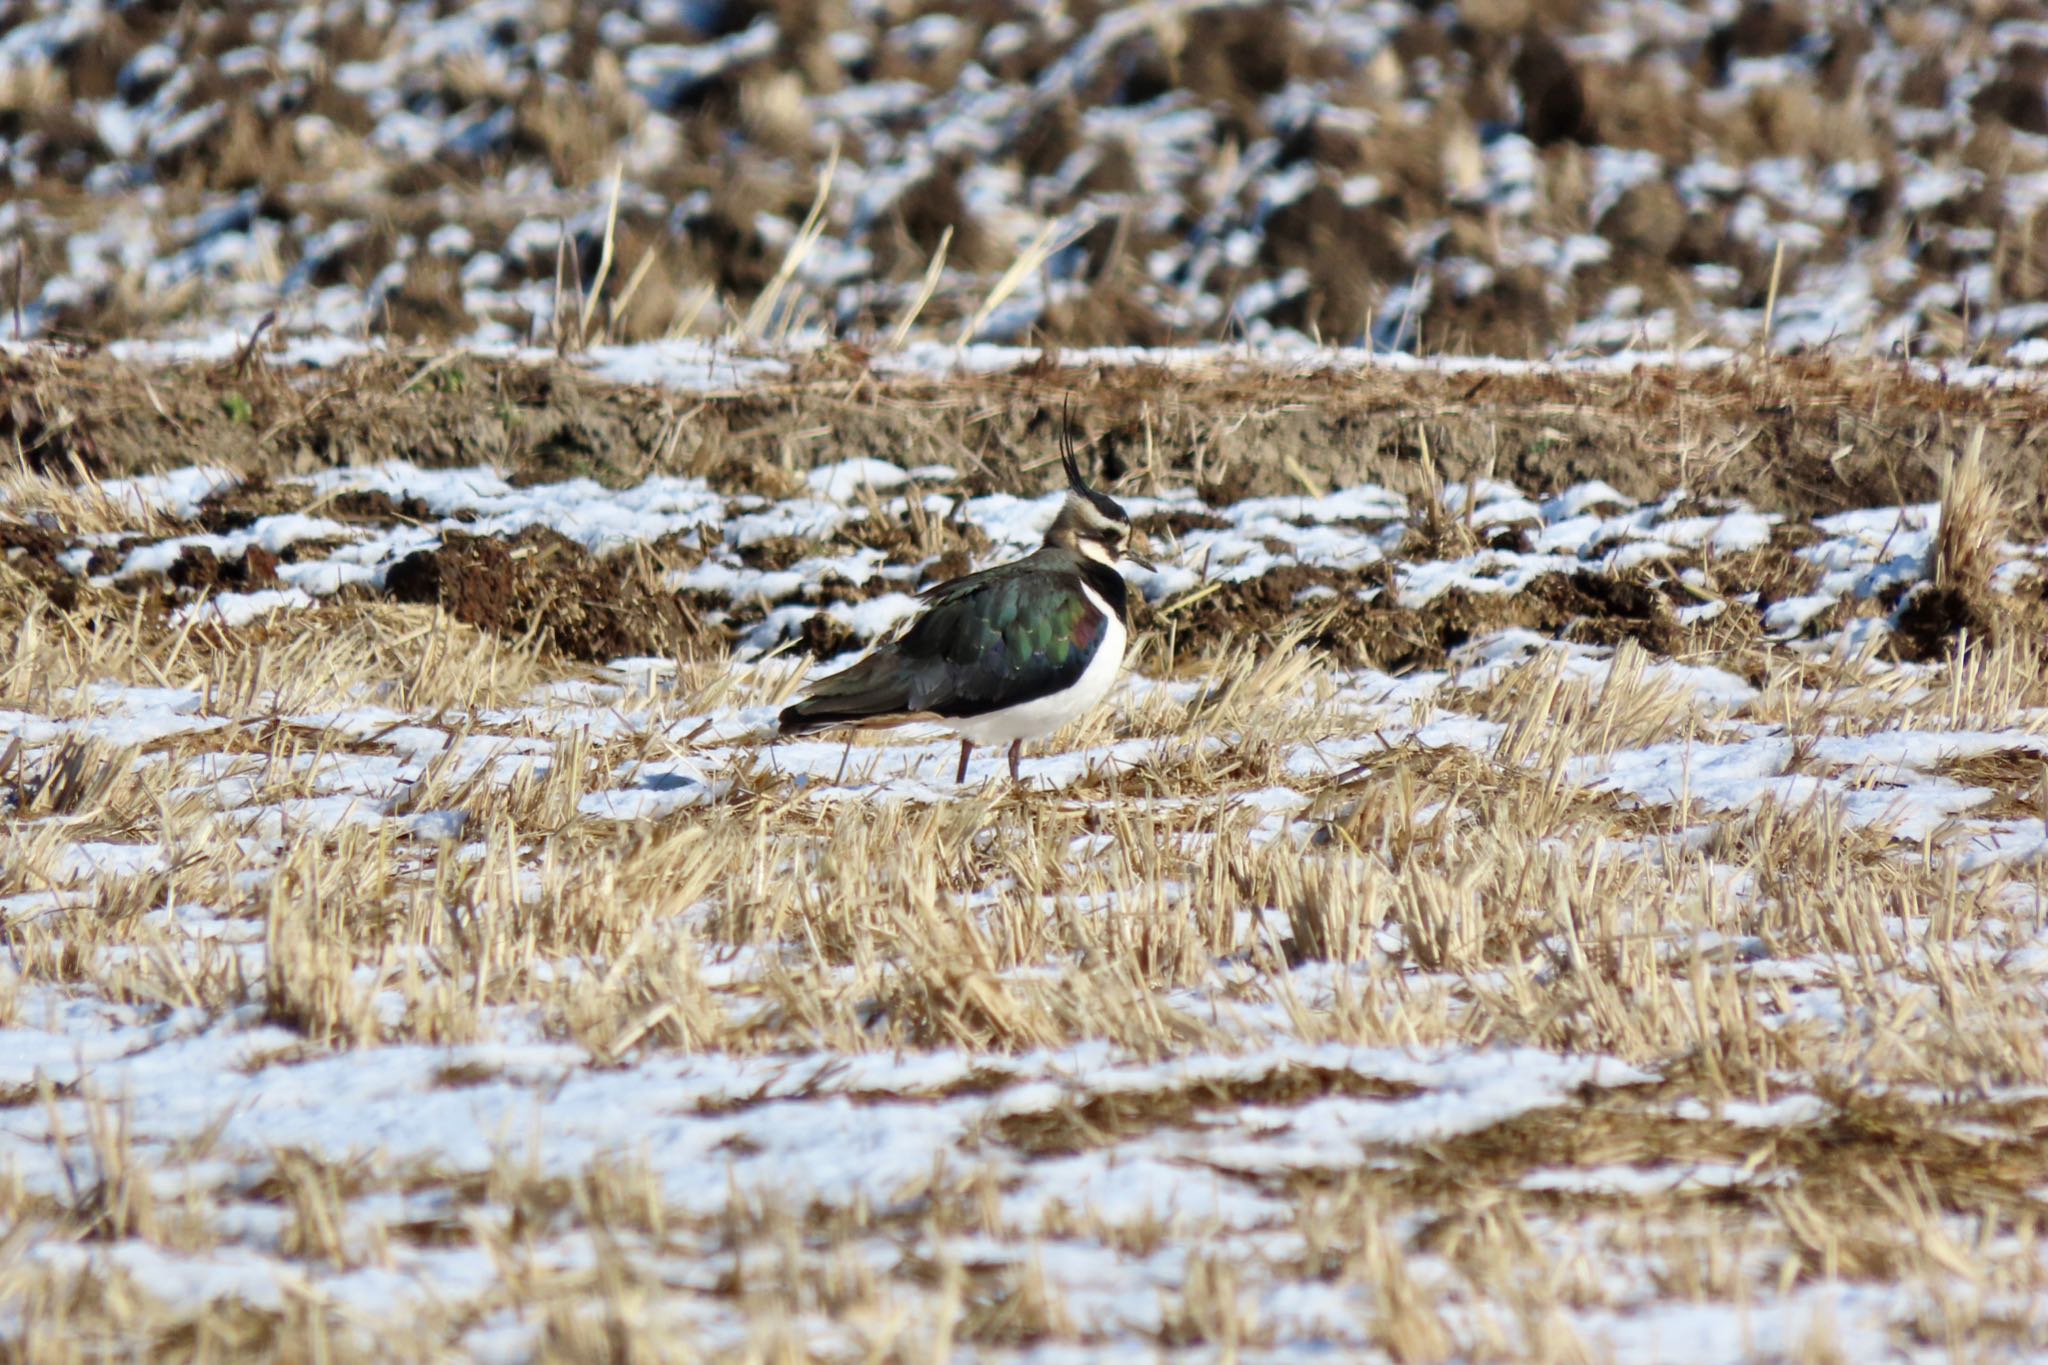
[778,437,1153,784]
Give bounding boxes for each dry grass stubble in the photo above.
[3,415,2048,1356]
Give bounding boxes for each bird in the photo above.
[778,435,1154,785]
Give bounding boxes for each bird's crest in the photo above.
[1043,398,1135,561]
[1060,398,1089,493]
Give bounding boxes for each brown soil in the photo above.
[8,349,2047,667]
[794,612,859,659]
[1885,583,2047,663]
[375,258,474,345]
[1700,540,1823,603]
[1164,565,1680,672]
[2,361,106,477]
[0,518,67,567]
[6,351,2043,534]
[382,526,701,662]
[13,0,2048,364]
[0,518,83,610]
[191,474,344,531]
[168,544,281,593]
[1514,27,1593,146]
[992,1065,1421,1158]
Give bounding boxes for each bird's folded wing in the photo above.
[783,553,1105,728]
[894,562,1106,715]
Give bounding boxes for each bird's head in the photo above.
[1044,439,1156,571]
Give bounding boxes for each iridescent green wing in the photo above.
[897,555,1107,717]
[778,552,1109,731]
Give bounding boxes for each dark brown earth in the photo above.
[14,0,2048,366]
[1160,566,1684,674]
[2,350,2043,666]
[383,526,700,663]
[1888,583,2022,664]
[168,544,280,593]
[4,350,2047,529]
[0,519,83,611]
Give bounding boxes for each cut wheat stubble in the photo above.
[1,425,2046,1360]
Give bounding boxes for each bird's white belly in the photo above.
[947,588,1127,746]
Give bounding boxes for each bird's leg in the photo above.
[1008,739,1023,783]
[956,739,973,784]
[834,734,853,785]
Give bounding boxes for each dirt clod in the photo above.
[796,611,858,659]
[169,544,281,592]
[1888,584,1999,662]
[383,526,701,661]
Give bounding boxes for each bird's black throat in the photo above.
[1077,556,1130,624]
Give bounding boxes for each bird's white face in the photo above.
[1047,437,1157,570]
[1062,491,1153,570]
[1075,535,1119,567]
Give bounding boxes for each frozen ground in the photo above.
[10,0,2048,362]
[4,408,2048,1356]
[11,0,2048,1351]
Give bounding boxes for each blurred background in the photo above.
[0,1,2039,361]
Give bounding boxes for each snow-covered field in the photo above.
[4,349,2048,1356]
[10,0,2048,361]
[9,0,2048,1351]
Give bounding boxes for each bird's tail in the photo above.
[776,697,847,735]
[777,656,915,735]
